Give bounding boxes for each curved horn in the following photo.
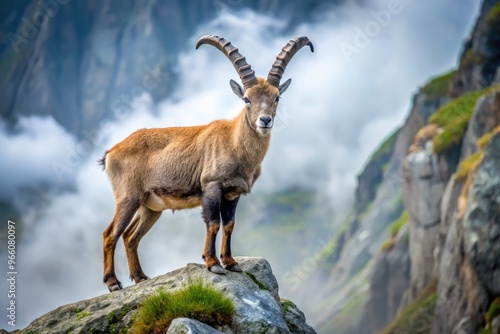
[267,36,314,87]
[196,35,258,90]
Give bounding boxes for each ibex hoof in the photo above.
[209,264,226,275]
[225,264,242,272]
[138,276,149,282]
[108,282,123,292]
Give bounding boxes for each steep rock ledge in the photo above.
[401,124,457,304]
[450,0,500,97]
[2,257,315,334]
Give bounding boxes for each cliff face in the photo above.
[2,257,315,334]
[432,93,500,333]
[309,76,449,334]
[312,1,500,333]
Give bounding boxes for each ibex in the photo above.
[99,35,313,292]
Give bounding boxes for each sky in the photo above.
[0,0,481,328]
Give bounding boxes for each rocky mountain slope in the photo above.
[1,257,315,334]
[307,0,500,333]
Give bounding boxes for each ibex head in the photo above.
[196,35,314,136]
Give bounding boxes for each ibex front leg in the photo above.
[201,182,225,274]
[221,196,242,272]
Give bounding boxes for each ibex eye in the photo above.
[275,96,281,103]
[243,97,251,104]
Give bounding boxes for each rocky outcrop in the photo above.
[401,126,458,303]
[5,257,315,334]
[450,0,500,97]
[461,90,500,157]
[281,300,316,334]
[464,134,500,297]
[402,87,500,333]
[432,133,500,334]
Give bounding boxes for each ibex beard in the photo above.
[99,35,313,292]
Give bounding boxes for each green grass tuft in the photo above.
[379,239,395,252]
[429,87,499,153]
[380,211,408,252]
[478,132,494,150]
[389,211,409,237]
[421,70,455,100]
[455,126,500,180]
[481,298,500,334]
[477,126,500,150]
[108,310,118,323]
[131,281,235,334]
[381,280,438,334]
[486,297,500,324]
[281,299,294,314]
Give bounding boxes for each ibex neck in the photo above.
[232,109,270,164]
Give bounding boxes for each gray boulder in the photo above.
[167,318,226,334]
[281,300,316,334]
[5,257,314,334]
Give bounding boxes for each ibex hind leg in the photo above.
[123,206,162,284]
[103,197,140,292]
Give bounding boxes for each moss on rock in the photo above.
[421,70,455,100]
[380,280,438,334]
[429,86,499,153]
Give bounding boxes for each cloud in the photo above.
[0,116,76,201]
[0,0,480,328]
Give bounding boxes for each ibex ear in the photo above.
[278,78,292,95]
[229,79,245,99]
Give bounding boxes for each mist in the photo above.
[0,0,480,328]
